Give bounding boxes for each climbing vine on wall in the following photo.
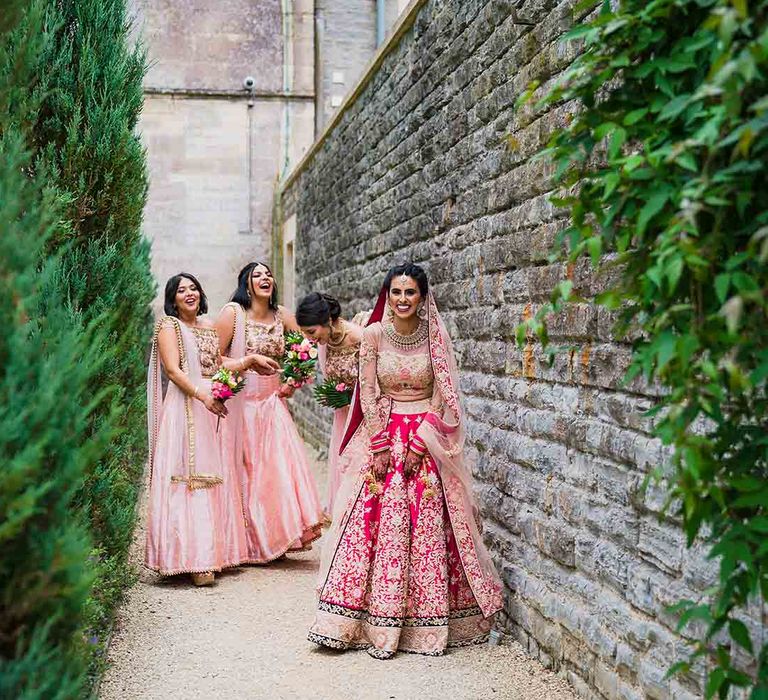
[518,0,768,696]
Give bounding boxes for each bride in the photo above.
[308,263,502,658]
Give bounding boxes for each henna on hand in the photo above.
[403,449,422,478]
[372,450,390,479]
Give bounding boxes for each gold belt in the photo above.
[391,398,432,415]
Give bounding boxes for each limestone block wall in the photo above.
[278,1,739,698]
[130,0,315,311]
[134,0,285,92]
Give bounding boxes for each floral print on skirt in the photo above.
[308,410,492,658]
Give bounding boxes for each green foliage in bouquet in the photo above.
[0,0,153,694]
[517,0,768,696]
[313,378,354,409]
[282,331,318,389]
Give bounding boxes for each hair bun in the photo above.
[321,294,342,322]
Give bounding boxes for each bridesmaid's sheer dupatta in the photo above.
[147,316,223,491]
[318,286,503,619]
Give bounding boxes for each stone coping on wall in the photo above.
[279,0,429,193]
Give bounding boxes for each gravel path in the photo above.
[100,452,577,700]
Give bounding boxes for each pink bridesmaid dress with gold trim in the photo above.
[222,303,324,564]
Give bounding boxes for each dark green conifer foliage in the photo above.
[39,0,155,664]
[0,0,154,694]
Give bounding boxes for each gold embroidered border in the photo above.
[166,317,222,491]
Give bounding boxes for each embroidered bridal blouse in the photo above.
[359,321,442,440]
[324,343,359,388]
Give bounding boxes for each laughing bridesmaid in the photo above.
[146,273,275,585]
[216,262,324,564]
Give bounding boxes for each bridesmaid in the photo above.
[146,273,276,585]
[296,292,363,521]
[216,261,324,563]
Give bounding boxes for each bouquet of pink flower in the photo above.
[313,377,354,409]
[210,367,246,431]
[281,331,318,389]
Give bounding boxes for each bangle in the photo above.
[193,386,199,399]
[239,358,245,371]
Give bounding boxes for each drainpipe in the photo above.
[281,0,294,176]
[314,9,324,136]
[376,0,386,46]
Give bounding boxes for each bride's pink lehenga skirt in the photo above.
[324,405,350,519]
[240,374,323,563]
[309,410,492,658]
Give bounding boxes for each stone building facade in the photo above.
[131,0,406,310]
[277,2,754,698]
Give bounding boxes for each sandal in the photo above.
[191,571,215,586]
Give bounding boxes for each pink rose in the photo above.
[299,351,309,361]
[219,386,233,399]
[335,383,347,392]
[291,344,301,352]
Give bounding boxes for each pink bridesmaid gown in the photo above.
[145,318,248,575]
[222,303,323,563]
[318,340,359,520]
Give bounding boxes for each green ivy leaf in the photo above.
[637,191,669,234]
[732,272,759,293]
[624,108,649,125]
[706,668,726,699]
[586,236,603,265]
[667,255,684,292]
[715,273,731,303]
[729,619,754,653]
[660,94,692,121]
[609,127,627,159]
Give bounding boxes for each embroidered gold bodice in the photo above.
[324,343,359,387]
[359,322,437,436]
[191,326,220,378]
[376,349,433,398]
[245,311,285,361]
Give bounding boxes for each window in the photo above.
[282,214,297,310]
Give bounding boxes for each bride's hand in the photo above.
[371,450,390,480]
[403,449,422,478]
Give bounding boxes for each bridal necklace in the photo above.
[384,316,429,350]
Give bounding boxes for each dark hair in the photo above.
[231,261,278,310]
[164,272,208,317]
[295,292,342,327]
[383,262,429,297]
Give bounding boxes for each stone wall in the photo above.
[278,1,730,698]
[314,0,407,133]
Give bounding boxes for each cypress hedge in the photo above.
[0,0,154,696]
